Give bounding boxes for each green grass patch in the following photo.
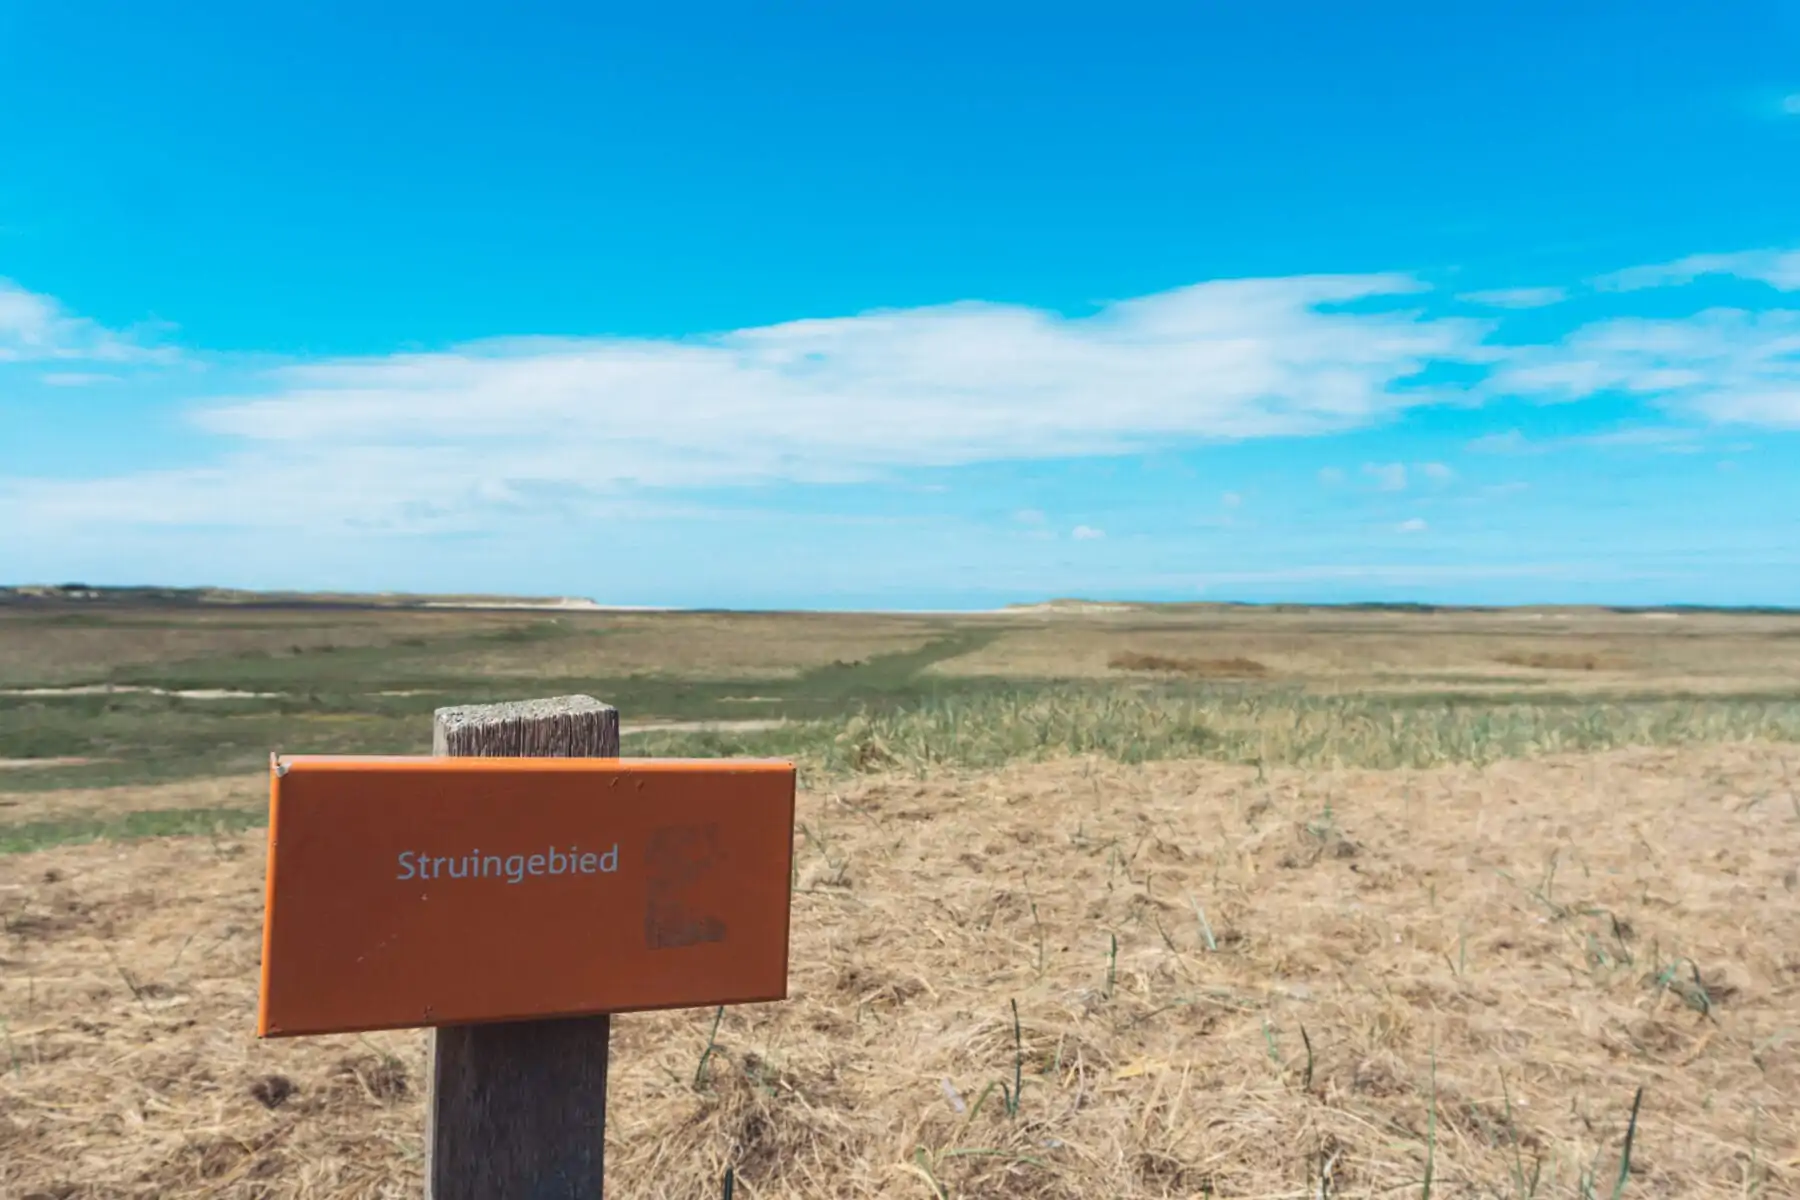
[0,807,266,855]
[0,630,1007,791]
[624,686,1800,781]
[8,680,1800,797]
[98,619,577,691]
[7,685,1799,852]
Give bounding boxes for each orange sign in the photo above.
[257,756,796,1037]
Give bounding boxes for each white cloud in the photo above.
[1585,428,1704,450]
[1071,525,1105,540]
[1396,517,1428,533]
[1466,430,1528,454]
[1593,250,1800,292]
[1487,308,1800,428]
[203,275,1474,464]
[9,274,1493,533]
[1363,462,1408,491]
[40,372,124,387]
[1419,461,1455,482]
[8,246,1800,543]
[1014,508,1047,525]
[0,279,171,364]
[1461,286,1567,309]
[1467,427,1707,455]
[1220,491,1242,508]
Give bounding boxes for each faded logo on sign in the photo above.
[644,824,728,950]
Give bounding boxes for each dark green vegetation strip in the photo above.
[0,807,266,855]
[0,625,1004,791]
[6,608,1800,853]
[10,686,1800,855]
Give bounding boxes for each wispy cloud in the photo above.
[1486,308,1800,428]
[39,371,124,387]
[10,274,1493,532]
[1593,249,1800,292]
[1363,462,1408,491]
[1466,430,1529,454]
[8,246,1800,547]
[1461,286,1567,309]
[1071,525,1105,540]
[1466,427,1707,455]
[1396,517,1428,533]
[0,279,173,364]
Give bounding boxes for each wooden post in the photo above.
[425,695,621,1200]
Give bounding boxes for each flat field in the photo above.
[2,592,1798,1196]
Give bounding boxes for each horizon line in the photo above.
[3,584,1797,618]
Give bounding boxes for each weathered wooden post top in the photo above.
[255,695,797,1197]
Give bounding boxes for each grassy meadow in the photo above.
[2,590,1798,1196]
[5,592,1800,844]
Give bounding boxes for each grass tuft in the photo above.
[631,689,1800,785]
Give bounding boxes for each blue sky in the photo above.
[2,1,1797,609]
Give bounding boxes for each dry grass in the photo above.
[0,776,266,828]
[0,605,958,689]
[1492,652,1633,673]
[427,612,953,681]
[928,609,1800,696]
[5,596,1800,1194]
[759,689,1800,780]
[4,743,1798,1197]
[10,601,1800,696]
[0,608,531,688]
[1105,653,1270,678]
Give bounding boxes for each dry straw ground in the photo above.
[4,742,1798,1198]
[929,608,1800,698]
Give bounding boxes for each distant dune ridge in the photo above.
[0,584,627,611]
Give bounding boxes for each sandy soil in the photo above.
[2,744,1798,1198]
